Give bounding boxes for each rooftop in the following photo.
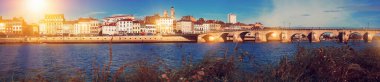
[78,17,98,22]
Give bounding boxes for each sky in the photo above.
[0,0,379,28]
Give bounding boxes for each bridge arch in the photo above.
[198,33,223,43]
[265,32,282,41]
[371,33,380,41]
[348,32,363,41]
[291,33,308,42]
[200,34,212,42]
[238,31,252,42]
[220,33,231,41]
[362,32,380,42]
[319,32,337,42]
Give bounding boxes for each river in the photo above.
[0,41,378,79]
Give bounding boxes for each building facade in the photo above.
[176,21,193,34]
[132,21,141,34]
[180,16,196,22]
[156,17,174,35]
[101,23,117,35]
[103,15,134,25]
[116,19,133,35]
[228,13,237,24]
[39,14,65,35]
[140,24,156,35]
[145,14,160,25]
[194,23,208,34]
[30,24,39,35]
[63,21,75,35]
[0,23,4,34]
[73,17,100,35]
[0,17,27,35]
[205,20,222,31]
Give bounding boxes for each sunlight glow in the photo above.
[209,36,215,41]
[26,0,47,13]
[271,33,278,37]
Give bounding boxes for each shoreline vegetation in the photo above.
[1,41,380,81]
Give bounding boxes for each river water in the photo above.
[0,41,378,79]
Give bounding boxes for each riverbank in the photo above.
[0,35,198,44]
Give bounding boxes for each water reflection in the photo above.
[0,41,377,79]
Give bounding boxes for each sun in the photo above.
[26,0,48,13]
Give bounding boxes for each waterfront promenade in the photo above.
[0,35,197,43]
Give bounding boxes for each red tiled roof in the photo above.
[119,19,133,21]
[104,23,117,26]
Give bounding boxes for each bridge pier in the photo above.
[364,33,374,43]
[305,32,318,43]
[281,32,291,43]
[197,36,207,43]
[233,34,243,42]
[311,32,320,42]
[254,33,267,43]
[338,32,349,43]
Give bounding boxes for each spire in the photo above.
[163,10,168,17]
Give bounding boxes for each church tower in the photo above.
[170,6,175,19]
[163,10,168,17]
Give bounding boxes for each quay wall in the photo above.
[0,36,197,43]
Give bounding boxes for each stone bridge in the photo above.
[198,28,380,43]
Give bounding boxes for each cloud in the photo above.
[256,0,358,27]
[323,10,341,13]
[301,14,310,16]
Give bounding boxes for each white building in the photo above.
[228,13,237,24]
[116,19,133,35]
[176,21,193,34]
[132,21,141,34]
[156,17,174,35]
[74,17,100,35]
[39,14,65,35]
[205,20,222,31]
[63,21,75,35]
[141,24,156,35]
[0,16,3,33]
[101,23,117,35]
[194,23,208,34]
[0,22,5,33]
[103,15,134,25]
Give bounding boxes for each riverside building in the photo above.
[73,17,100,36]
[39,14,65,35]
[156,7,176,35]
[0,17,27,35]
[176,20,193,34]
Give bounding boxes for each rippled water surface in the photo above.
[0,41,378,79]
